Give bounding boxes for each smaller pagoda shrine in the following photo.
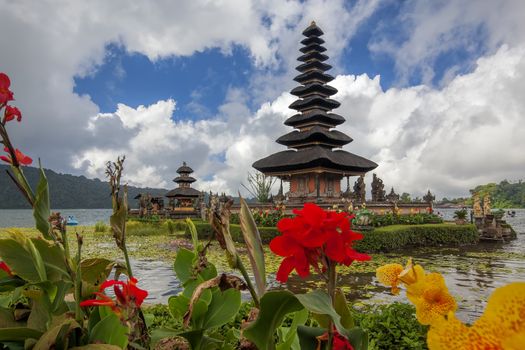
[166,162,202,210]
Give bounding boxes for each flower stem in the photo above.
[327,262,337,350]
[123,244,133,278]
[236,256,260,308]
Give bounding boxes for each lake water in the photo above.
[2,207,524,323]
[0,209,112,227]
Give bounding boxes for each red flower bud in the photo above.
[0,73,14,105]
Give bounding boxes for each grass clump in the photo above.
[94,220,108,232]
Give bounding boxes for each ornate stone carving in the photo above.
[473,194,483,217]
[386,187,400,203]
[353,175,366,203]
[371,173,386,202]
[483,195,492,216]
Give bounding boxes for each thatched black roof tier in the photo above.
[284,109,345,128]
[297,51,329,62]
[295,61,332,73]
[289,95,340,111]
[165,187,202,198]
[301,36,324,45]
[276,126,352,147]
[302,21,324,36]
[253,146,377,175]
[173,176,196,183]
[176,162,193,174]
[299,44,327,54]
[293,70,334,84]
[290,83,337,97]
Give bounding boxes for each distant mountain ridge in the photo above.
[0,165,167,209]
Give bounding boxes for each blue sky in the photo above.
[2,0,525,197]
[74,0,488,120]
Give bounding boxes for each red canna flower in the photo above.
[270,203,370,282]
[0,261,13,276]
[4,105,22,122]
[0,73,14,105]
[80,277,148,316]
[317,328,354,350]
[0,147,33,165]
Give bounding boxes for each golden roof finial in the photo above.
[311,20,316,26]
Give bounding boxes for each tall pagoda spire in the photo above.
[253,21,377,203]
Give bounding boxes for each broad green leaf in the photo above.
[179,329,222,350]
[297,326,326,350]
[31,238,69,280]
[0,327,43,341]
[198,262,218,281]
[89,313,128,348]
[276,308,308,350]
[202,288,241,329]
[295,290,346,334]
[0,276,26,292]
[244,290,304,350]
[80,258,115,286]
[0,237,42,282]
[33,319,77,350]
[173,248,195,284]
[238,195,266,296]
[33,163,51,238]
[0,307,23,328]
[333,289,354,329]
[189,299,209,329]
[70,345,121,350]
[26,238,47,282]
[340,327,368,350]
[168,294,190,318]
[26,290,52,332]
[185,218,200,253]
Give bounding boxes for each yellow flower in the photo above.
[427,283,525,349]
[376,263,403,294]
[408,273,457,325]
[398,258,425,285]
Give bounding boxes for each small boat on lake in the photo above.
[66,216,78,226]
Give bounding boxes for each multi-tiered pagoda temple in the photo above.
[166,162,201,208]
[253,21,377,203]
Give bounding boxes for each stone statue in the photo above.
[386,187,400,203]
[371,173,386,202]
[353,175,366,203]
[483,195,492,216]
[423,190,435,213]
[473,194,483,217]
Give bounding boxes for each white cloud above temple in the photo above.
[1,0,525,199]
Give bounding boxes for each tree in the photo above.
[241,171,276,203]
[400,192,412,203]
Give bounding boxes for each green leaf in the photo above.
[276,308,308,350]
[297,326,326,350]
[173,248,195,284]
[340,327,368,350]
[0,307,23,328]
[0,327,43,341]
[179,329,222,350]
[333,289,354,329]
[70,345,121,350]
[0,276,26,292]
[0,237,42,282]
[185,218,200,253]
[238,195,266,296]
[33,319,78,350]
[26,238,47,282]
[189,299,209,329]
[89,313,128,348]
[168,294,190,318]
[244,290,304,350]
[31,238,70,280]
[295,290,346,335]
[202,288,241,329]
[26,290,52,332]
[80,258,115,286]
[33,163,51,238]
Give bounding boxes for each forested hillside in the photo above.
[0,165,167,209]
[470,180,525,208]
